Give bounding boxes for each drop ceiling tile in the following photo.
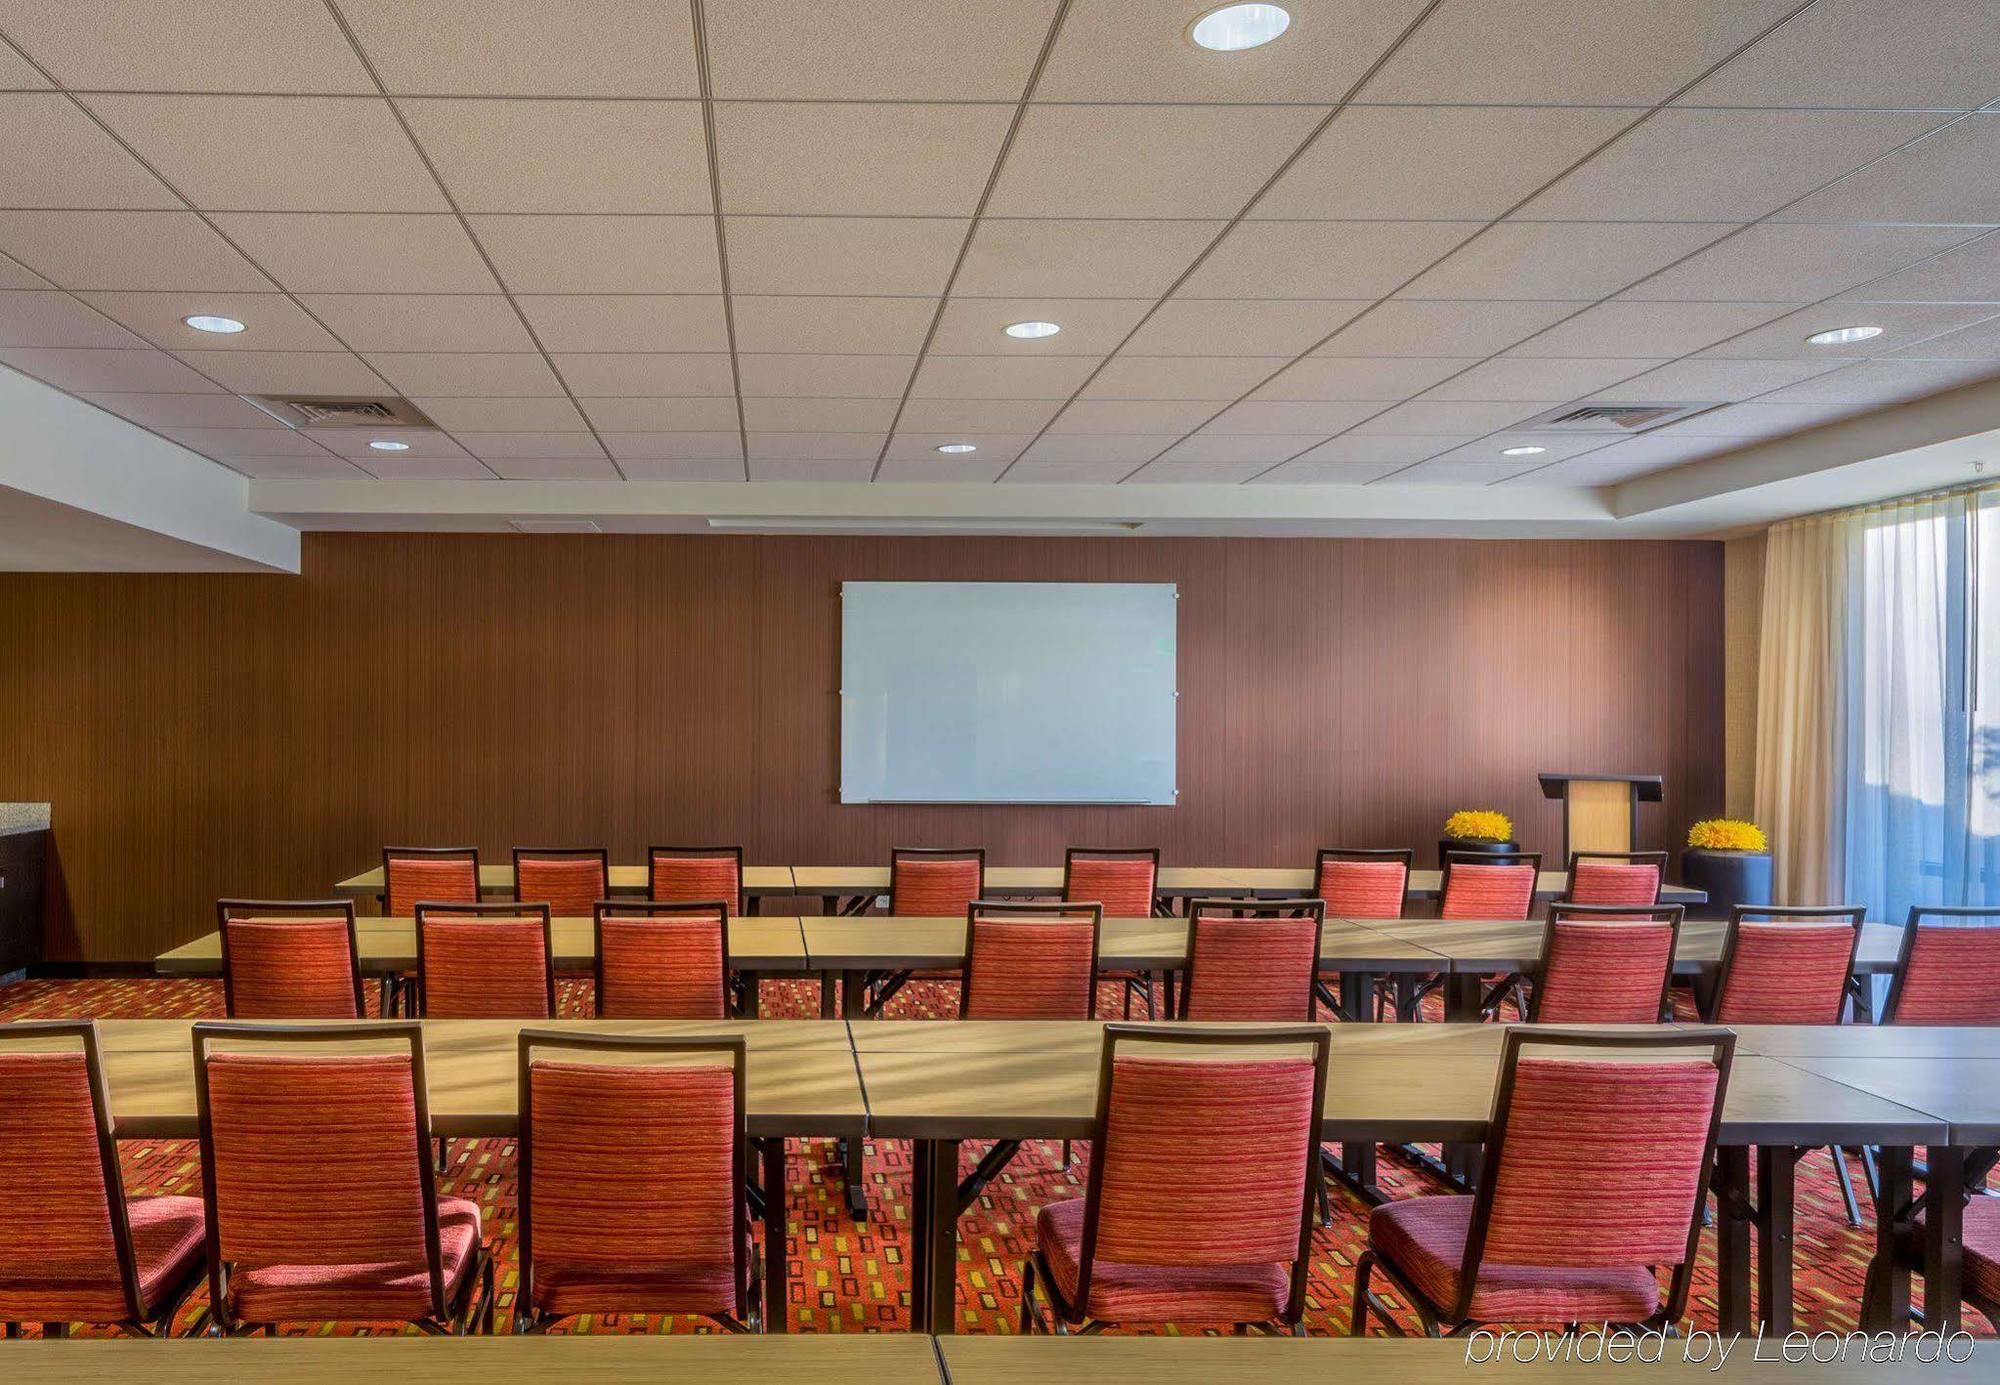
[1314,300,1587,357]
[725,217,966,296]
[0,212,274,291]
[83,96,447,213]
[1250,356,1480,401]
[705,0,1058,100]
[576,396,740,430]
[1249,458,1413,485]
[366,351,567,396]
[736,353,911,398]
[1540,433,1736,470]
[410,396,588,431]
[1126,299,1366,357]
[1036,0,1429,102]
[172,349,391,394]
[1046,399,1218,435]
[1699,302,2000,358]
[732,296,937,356]
[715,102,1012,216]
[1835,231,2000,302]
[882,433,1033,464]
[0,94,176,209]
[1179,221,1471,300]
[1290,434,1467,468]
[1506,456,1687,485]
[1520,111,1945,222]
[298,294,533,353]
[1200,400,1380,434]
[469,216,721,295]
[1364,0,1803,104]
[1590,357,1850,401]
[1156,435,1324,464]
[1018,435,1180,464]
[0,34,48,88]
[747,432,886,461]
[1655,401,1871,435]
[449,431,609,460]
[927,298,1152,357]
[552,353,736,397]
[338,0,700,97]
[401,99,711,213]
[308,429,473,460]
[1252,106,1633,221]
[1411,434,1621,469]
[1401,222,1735,300]
[895,398,1063,432]
[225,455,371,479]
[0,345,219,392]
[1777,116,2000,224]
[0,291,144,348]
[0,253,50,289]
[78,291,344,352]
[1624,224,1986,301]
[616,457,744,481]
[1350,400,1556,435]
[600,432,743,461]
[0,0,372,92]
[489,456,629,479]
[747,458,876,482]
[155,426,329,459]
[743,397,901,432]
[80,392,288,429]
[1126,461,1268,484]
[1884,314,2000,358]
[1393,457,1539,485]
[515,295,728,353]
[1758,358,1997,404]
[988,105,1328,219]
[357,451,492,480]
[1678,0,2000,111]
[998,460,1136,485]
[875,456,1009,483]
[211,213,499,294]
[956,219,1222,300]
[911,354,1100,400]
[1421,357,1668,402]
[1083,355,1287,400]
[1504,301,1793,358]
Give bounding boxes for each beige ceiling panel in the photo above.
[1045,399,1218,435]
[735,352,912,398]
[1412,434,1620,469]
[1125,299,1366,357]
[882,433,1034,463]
[1349,400,1555,435]
[411,396,587,432]
[1505,301,1791,359]
[742,397,902,432]
[1250,356,1480,401]
[0,254,50,289]
[488,456,627,479]
[741,457,871,482]
[1126,460,1269,483]
[211,213,500,294]
[1883,315,2000,359]
[1549,433,1743,470]
[356,451,492,480]
[997,460,1137,484]
[1156,435,1324,464]
[1506,456,1685,486]
[83,95,446,212]
[0,38,45,88]
[1654,400,1870,435]
[731,295,937,356]
[225,455,370,480]
[955,219,1220,299]
[600,432,743,461]
[0,211,274,291]
[1018,435,1181,463]
[875,455,1009,483]
[367,351,567,396]
[155,426,330,459]
[1199,400,1383,435]
[704,0,1059,100]
[1400,222,1735,300]
[1313,300,1586,358]
[1248,458,1412,485]
[1623,224,1985,301]
[1678,0,2000,111]
[173,349,391,395]
[715,102,1013,216]
[78,291,344,352]
[725,216,967,296]
[1757,358,1997,405]
[1776,116,2000,224]
[516,295,728,353]
[1082,355,1287,400]
[927,298,1153,357]
[1589,357,1850,402]
[338,0,700,97]
[1289,434,1466,467]
[449,431,609,460]
[895,399,1064,432]
[987,105,1327,219]
[1698,302,2000,359]
[1252,105,1633,221]
[1393,457,1540,485]
[402,99,711,213]
[79,392,290,429]
[1179,221,1471,299]
[299,293,533,353]
[0,94,177,209]
[0,345,220,392]
[0,0,372,92]
[550,352,735,397]
[1835,231,2000,303]
[576,396,741,430]
[910,353,1099,399]
[617,457,744,481]
[1364,0,1803,105]
[469,215,722,295]
[308,428,472,460]
[747,432,887,461]
[0,291,144,348]
[1420,356,1668,402]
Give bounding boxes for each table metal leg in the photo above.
[1756,1145,1799,1335]
[1866,1146,1914,1332]
[922,1137,960,1334]
[1714,1146,1752,1337]
[1329,969,1382,1201]
[908,1138,930,1332]
[834,968,868,1219]
[1925,1144,1966,1335]
[761,1137,787,1333]
[819,970,837,1019]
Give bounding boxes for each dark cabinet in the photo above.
[0,828,45,975]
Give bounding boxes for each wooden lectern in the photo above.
[1537,772,1664,863]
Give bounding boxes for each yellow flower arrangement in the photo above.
[1443,809,1513,843]
[1687,818,1769,852]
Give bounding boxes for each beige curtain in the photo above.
[1755,513,1849,905]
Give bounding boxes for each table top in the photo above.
[333,864,800,898]
[1348,917,1902,975]
[1775,1054,2000,1145]
[791,865,1249,896]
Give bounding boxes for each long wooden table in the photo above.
[332,863,801,905]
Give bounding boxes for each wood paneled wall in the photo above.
[1,533,1724,961]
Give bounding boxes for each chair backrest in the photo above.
[1884,907,2000,1024]
[649,846,745,914]
[1180,899,1325,1022]
[1563,851,1667,916]
[1312,848,1412,920]
[1709,905,1867,1026]
[594,901,730,1019]
[416,901,556,1018]
[1460,1027,1732,1326]
[513,848,609,918]
[217,899,365,1019]
[1528,903,1682,1024]
[889,847,986,917]
[518,1032,749,1321]
[0,1021,145,1322]
[192,1021,444,1327]
[961,901,1101,1020]
[382,846,480,919]
[1063,848,1159,919]
[1439,852,1543,920]
[1074,1025,1329,1324]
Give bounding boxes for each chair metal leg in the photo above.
[42,1323,68,1339]
[1833,1146,1863,1228]
[1350,1254,1374,1336]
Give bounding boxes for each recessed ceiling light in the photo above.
[1003,320,1061,340]
[1806,325,1883,346]
[183,314,245,334]
[368,438,411,452]
[1188,3,1291,51]
[1500,445,1547,456]
[936,443,978,454]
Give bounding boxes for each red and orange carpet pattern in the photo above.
[0,975,1979,1338]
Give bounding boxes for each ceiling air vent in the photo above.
[250,395,435,429]
[1518,402,1720,433]
[509,520,602,534]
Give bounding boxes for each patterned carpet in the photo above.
[0,975,1979,1338]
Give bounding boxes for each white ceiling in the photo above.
[0,0,1998,511]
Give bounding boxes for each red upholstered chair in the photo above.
[1019,1024,1331,1333]
[1065,848,1159,1018]
[1439,852,1543,921]
[650,845,746,914]
[1562,851,1667,915]
[191,1021,492,1335]
[382,846,481,918]
[865,848,987,1017]
[1883,906,2000,1024]
[1354,1026,1735,1337]
[216,899,365,1020]
[516,1032,758,1332]
[594,900,731,1020]
[513,848,609,920]
[415,901,556,1019]
[1518,903,1683,1024]
[1314,848,1413,920]
[0,1021,208,1338]
[1180,899,1325,1022]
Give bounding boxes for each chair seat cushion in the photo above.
[0,1195,206,1324]
[1370,1195,1662,1325]
[228,1195,481,1325]
[532,1259,739,1318]
[1036,1197,1290,1325]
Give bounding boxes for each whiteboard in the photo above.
[840,581,1177,805]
